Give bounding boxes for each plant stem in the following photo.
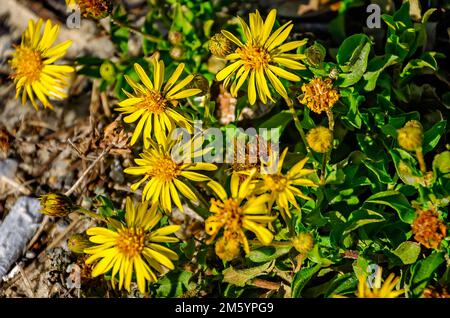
[285,97,309,152]
[416,148,426,173]
[110,17,161,43]
[76,207,106,222]
[320,152,328,185]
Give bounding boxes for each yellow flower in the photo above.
[65,0,77,7]
[306,126,333,153]
[356,270,405,298]
[205,172,276,260]
[334,269,405,298]
[301,77,339,114]
[77,0,113,19]
[124,135,217,212]
[256,148,316,219]
[216,9,307,105]
[84,197,180,294]
[116,57,201,148]
[10,19,73,110]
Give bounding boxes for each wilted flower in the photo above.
[412,209,447,249]
[301,77,339,114]
[77,0,113,19]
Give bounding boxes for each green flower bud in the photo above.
[100,60,116,82]
[67,233,93,254]
[209,33,236,58]
[168,31,183,45]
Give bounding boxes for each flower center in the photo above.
[237,45,271,70]
[264,174,287,192]
[138,91,167,114]
[148,156,180,181]
[116,227,145,257]
[11,46,43,83]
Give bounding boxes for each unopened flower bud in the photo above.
[168,31,183,45]
[209,33,235,58]
[397,120,423,151]
[188,73,210,95]
[78,0,113,20]
[304,42,326,67]
[306,126,333,153]
[39,193,75,217]
[292,232,314,254]
[169,46,185,61]
[67,233,93,254]
[100,60,116,82]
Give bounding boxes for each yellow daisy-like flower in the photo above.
[124,135,217,212]
[10,19,74,110]
[300,77,339,114]
[216,9,307,105]
[205,171,276,261]
[116,57,201,148]
[256,148,316,219]
[84,197,180,294]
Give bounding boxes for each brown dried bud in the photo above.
[412,209,447,249]
[78,0,113,20]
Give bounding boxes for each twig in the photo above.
[65,145,113,196]
[0,176,31,195]
[250,278,281,290]
[17,264,35,298]
[46,217,81,251]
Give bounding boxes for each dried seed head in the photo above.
[306,126,333,153]
[215,235,241,261]
[397,120,423,151]
[209,33,236,58]
[412,209,447,249]
[292,232,314,254]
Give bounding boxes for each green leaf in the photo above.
[363,55,399,91]
[259,110,294,134]
[223,262,274,287]
[291,263,322,298]
[338,42,371,87]
[364,190,416,223]
[393,241,421,265]
[361,157,393,184]
[247,246,292,263]
[341,209,385,236]
[423,121,447,154]
[156,271,193,297]
[325,273,358,297]
[410,253,445,297]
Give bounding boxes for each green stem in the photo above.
[320,152,328,185]
[285,97,309,152]
[111,17,161,43]
[75,207,106,222]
